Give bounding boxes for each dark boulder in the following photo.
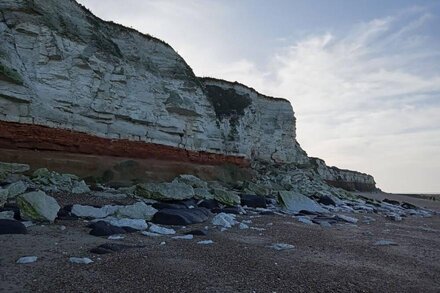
[89,221,127,236]
[240,194,267,208]
[90,243,145,254]
[211,206,242,214]
[383,198,400,206]
[152,208,211,225]
[317,195,337,206]
[401,202,418,209]
[1,203,21,220]
[198,199,220,209]
[185,229,208,236]
[0,219,27,235]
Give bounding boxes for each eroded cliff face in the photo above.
[0,0,375,191]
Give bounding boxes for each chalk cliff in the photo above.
[0,0,376,191]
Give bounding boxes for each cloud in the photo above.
[78,1,440,193]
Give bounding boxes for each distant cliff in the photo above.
[0,0,376,191]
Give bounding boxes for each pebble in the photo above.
[160,242,166,245]
[270,243,295,251]
[149,224,176,235]
[172,234,194,240]
[141,231,162,237]
[197,240,214,245]
[16,256,38,264]
[69,257,94,264]
[239,223,249,230]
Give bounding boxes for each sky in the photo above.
[77,0,440,193]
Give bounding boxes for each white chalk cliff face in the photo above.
[0,0,375,189]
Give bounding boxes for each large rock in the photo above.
[0,219,27,234]
[211,213,237,228]
[5,181,28,199]
[89,221,127,236]
[173,175,208,189]
[71,204,118,219]
[0,162,30,174]
[240,194,267,208]
[135,182,195,201]
[96,217,148,231]
[212,189,241,206]
[193,188,214,200]
[152,208,211,225]
[242,181,270,196]
[16,191,60,222]
[278,191,324,214]
[0,189,8,207]
[115,202,157,221]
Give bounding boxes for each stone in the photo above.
[296,216,314,225]
[242,181,270,196]
[0,162,30,174]
[149,224,176,235]
[211,206,243,215]
[172,234,193,240]
[0,189,8,207]
[185,229,208,236]
[173,175,208,189]
[239,222,249,230]
[115,202,157,221]
[213,189,241,206]
[71,180,91,194]
[152,208,210,226]
[193,188,214,200]
[278,191,324,214]
[5,181,27,199]
[16,256,38,264]
[135,182,195,201]
[105,218,148,231]
[90,243,144,254]
[0,219,27,234]
[89,221,127,236]
[71,204,118,219]
[240,194,267,208]
[374,240,398,246]
[211,213,237,228]
[335,215,359,224]
[270,243,295,251]
[0,211,15,220]
[386,213,403,222]
[69,257,93,264]
[198,199,220,209]
[152,202,188,210]
[383,198,400,206]
[141,231,163,237]
[17,191,60,222]
[317,194,342,206]
[197,240,214,245]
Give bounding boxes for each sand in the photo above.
[1,192,439,293]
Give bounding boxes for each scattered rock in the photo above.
[0,162,30,174]
[296,216,314,225]
[90,243,144,254]
[374,240,398,246]
[149,224,176,235]
[335,215,359,224]
[17,191,60,223]
[270,243,295,251]
[383,198,400,206]
[386,213,403,222]
[69,257,94,264]
[71,204,118,219]
[185,229,208,236]
[104,218,148,231]
[211,213,237,228]
[5,181,27,199]
[172,234,193,240]
[240,194,267,208]
[141,231,163,237]
[239,222,249,230]
[71,180,91,194]
[135,182,194,201]
[115,202,157,220]
[278,191,324,214]
[193,188,214,200]
[152,208,210,225]
[89,221,127,236]
[16,256,38,264]
[213,189,241,206]
[173,175,208,189]
[0,210,15,220]
[317,194,342,206]
[198,199,220,210]
[197,240,214,245]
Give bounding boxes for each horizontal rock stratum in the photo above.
[0,0,375,190]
